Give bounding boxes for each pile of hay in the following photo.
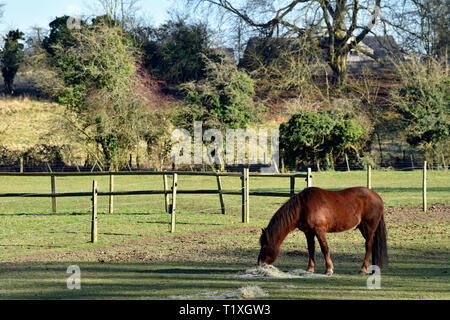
[235,264,330,279]
[169,285,268,300]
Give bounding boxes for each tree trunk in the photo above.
[4,78,14,95]
[330,52,348,87]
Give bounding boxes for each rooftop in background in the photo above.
[240,35,406,71]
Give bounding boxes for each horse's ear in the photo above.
[260,228,270,244]
[261,228,269,238]
[260,228,268,246]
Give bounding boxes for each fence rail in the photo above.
[0,168,313,240]
[0,164,430,242]
[0,171,309,177]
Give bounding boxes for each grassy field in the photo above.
[0,170,449,299]
[1,96,449,300]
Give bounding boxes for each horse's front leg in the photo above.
[304,231,315,273]
[316,229,334,276]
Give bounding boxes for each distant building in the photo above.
[347,36,404,70]
[240,35,405,72]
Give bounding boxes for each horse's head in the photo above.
[257,228,280,266]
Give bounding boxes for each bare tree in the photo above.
[382,0,449,58]
[94,0,143,29]
[186,0,386,87]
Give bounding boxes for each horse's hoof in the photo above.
[307,269,314,273]
[359,270,367,275]
[325,270,333,276]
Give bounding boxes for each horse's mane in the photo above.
[262,192,304,245]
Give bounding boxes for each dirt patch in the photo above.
[0,227,260,264]
[384,204,449,222]
[1,205,447,266]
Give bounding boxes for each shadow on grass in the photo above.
[0,246,449,300]
[144,268,241,275]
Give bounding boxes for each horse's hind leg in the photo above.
[358,223,375,274]
[315,229,334,276]
[304,231,315,273]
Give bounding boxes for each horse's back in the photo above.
[299,187,383,232]
[302,187,383,207]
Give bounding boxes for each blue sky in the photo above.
[0,0,175,34]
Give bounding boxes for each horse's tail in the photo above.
[372,214,388,268]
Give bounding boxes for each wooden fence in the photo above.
[0,169,312,241]
[0,163,430,242]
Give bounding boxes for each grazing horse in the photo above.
[257,187,388,275]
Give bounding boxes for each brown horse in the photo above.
[257,187,388,275]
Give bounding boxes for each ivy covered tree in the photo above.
[174,56,267,131]
[49,19,151,170]
[1,30,25,95]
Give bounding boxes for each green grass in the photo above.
[0,170,449,299]
[0,208,448,299]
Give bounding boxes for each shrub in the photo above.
[0,145,66,170]
[280,104,371,170]
[140,19,222,85]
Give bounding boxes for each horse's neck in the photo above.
[268,211,295,248]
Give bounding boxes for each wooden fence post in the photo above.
[19,156,24,173]
[51,175,56,214]
[216,175,226,215]
[423,161,427,213]
[367,165,372,189]
[170,173,178,233]
[242,168,249,223]
[306,168,312,188]
[290,175,295,197]
[163,174,169,213]
[108,174,114,214]
[91,180,98,243]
